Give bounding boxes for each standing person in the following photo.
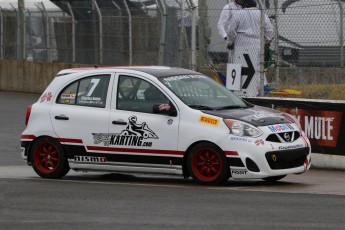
[226,0,274,96]
[217,0,243,42]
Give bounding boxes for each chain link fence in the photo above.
[1,0,345,99]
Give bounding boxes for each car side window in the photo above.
[57,75,110,108]
[117,75,170,113]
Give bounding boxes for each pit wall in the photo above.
[0,60,87,94]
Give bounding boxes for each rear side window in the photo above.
[57,75,110,108]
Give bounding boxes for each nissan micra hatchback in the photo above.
[21,66,311,185]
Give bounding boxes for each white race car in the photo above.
[21,66,311,185]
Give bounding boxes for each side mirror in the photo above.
[153,103,177,117]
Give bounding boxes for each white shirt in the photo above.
[217,2,242,40]
[226,7,274,47]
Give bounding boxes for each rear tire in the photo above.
[30,137,70,179]
[187,143,230,185]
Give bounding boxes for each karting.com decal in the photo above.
[92,116,158,147]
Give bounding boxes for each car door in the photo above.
[50,74,113,161]
[106,73,181,169]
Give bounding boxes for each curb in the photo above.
[311,153,345,171]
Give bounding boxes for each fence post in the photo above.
[67,2,75,63]
[337,0,344,67]
[274,0,280,85]
[93,0,103,65]
[198,0,208,68]
[36,2,49,62]
[176,0,190,68]
[26,9,33,59]
[123,0,132,65]
[156,0,166,66]
[10,4,18,59]
[0,7,3,59]
[18,0,25,60]
[256,0,265,97]
[188,0,197,70]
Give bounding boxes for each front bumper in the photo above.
[265,147,309,170]
[219,135,311,179]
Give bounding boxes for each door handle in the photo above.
[55,115,69,120]
[112,120,127,125]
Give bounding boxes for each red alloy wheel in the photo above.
[33,141,60,174]
[191,147,222,182]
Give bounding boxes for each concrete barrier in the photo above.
[312,153,345,171]
[0,60,87,94]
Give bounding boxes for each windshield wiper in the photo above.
[214,105,249,110]
[188,104,214,110]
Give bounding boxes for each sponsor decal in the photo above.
[163,75,206,82]
[93,116,158,147]
[267,124,295,133]
[255,139,264,146]
[158,104,171,112]
[231,170,248,175]
[278,144,304,150]
[277,108,342,147]
[199,115,220,126]
[243,109,281,121]
[78,96,104,106]
[80,96,101,101]
[74,156,107,163]
[40,92,52,103]
[60,92,76,104]
[61,92,76,100]
[230,137,253,143]
[271,154,277,162]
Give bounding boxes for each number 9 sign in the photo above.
[226,63,242,90]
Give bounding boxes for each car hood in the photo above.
[203,105,291,127]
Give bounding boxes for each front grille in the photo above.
[266,131,300,143]
[265,147,309,170]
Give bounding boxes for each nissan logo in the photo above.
[284,133,291,141]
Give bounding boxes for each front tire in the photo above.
[30,137,70,179]
[187,143,230,185]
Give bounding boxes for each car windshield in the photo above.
[159,74,249,110]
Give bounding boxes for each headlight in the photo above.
[224,119,263,137]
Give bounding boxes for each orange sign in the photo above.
[199,115,220,126]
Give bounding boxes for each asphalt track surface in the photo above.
[1,92,345,229]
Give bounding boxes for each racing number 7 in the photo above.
[87,78,100,96]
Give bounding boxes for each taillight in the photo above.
[25,105,32,126]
